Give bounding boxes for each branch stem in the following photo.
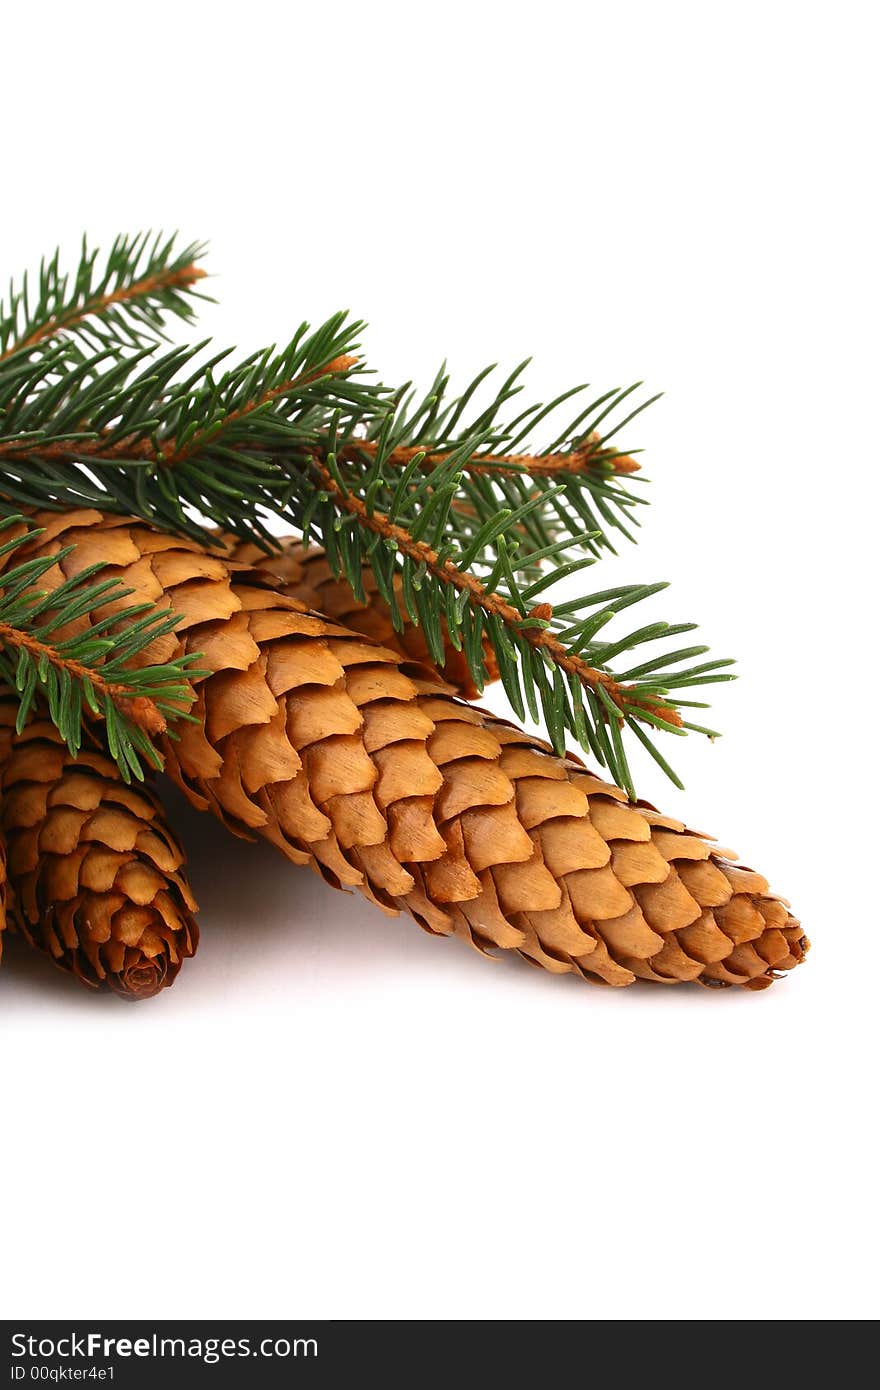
[0,620,167,734]
[310,455,677,726]
[345,433,640,477]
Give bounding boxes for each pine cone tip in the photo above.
[105,946,186,1001]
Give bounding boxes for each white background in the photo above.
[1,1,877,1321]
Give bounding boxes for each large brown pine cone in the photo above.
[3,511,807,990]
[0,692,198,999]
[222,534,497,697]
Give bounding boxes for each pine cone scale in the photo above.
[225,536,496,696]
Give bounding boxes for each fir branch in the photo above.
[298,433,733,797]
[162,353,360,465]
[0,352,361,468]
[0,232,733,796]
[1,337,647,558]
[0,515,201,780]
[353,362,658,556]
[0,322,384,541]
[310,453,674,726]
[0,232,208,362]
[0,312,726,793]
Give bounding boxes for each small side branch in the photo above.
[1,263,207,363]
[345,432,640,478]
[0,620,166,735]
[310,456,678,727]
[164,354,359,465]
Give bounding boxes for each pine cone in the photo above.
[5,510,807,990]
[223,534,497,697]
[0,691,198,1000]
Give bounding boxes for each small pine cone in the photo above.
[0,693,198,1000]
[4,511,807,991]
[223,534,497,698]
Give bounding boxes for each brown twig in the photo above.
[309,456,679,727]
[0,263,208,363]
[343,432,641,477]
[0,434,157,462]
[0,622,167,735]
